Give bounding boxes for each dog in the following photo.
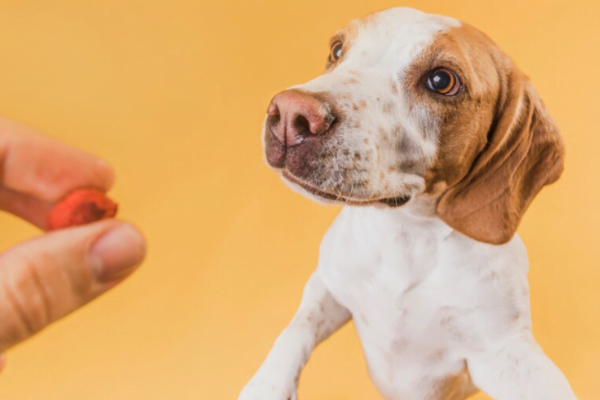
[239,7,577,400]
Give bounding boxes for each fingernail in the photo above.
[89,223,146,282]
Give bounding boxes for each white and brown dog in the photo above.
[240,7,576,400]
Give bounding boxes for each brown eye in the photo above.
[427,68,461,96]
[330,41,343,62]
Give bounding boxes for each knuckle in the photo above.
[95,158,116,189]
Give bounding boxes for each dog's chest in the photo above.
[316,207,528,400]
[317,208,478,335]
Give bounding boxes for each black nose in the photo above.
[266,89,336,148]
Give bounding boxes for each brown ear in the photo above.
[436,70,565,245]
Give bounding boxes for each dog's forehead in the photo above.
[339,8,461,70]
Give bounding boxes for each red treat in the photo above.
[47,188,118,230]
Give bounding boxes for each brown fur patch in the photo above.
[405,25,501,196]
[404,24,563,244]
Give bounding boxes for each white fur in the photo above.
[241,7,577,400]
[277,8,460,202]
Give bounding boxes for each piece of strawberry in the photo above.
[47,188,118,230]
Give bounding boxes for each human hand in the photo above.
[0,117,146,371]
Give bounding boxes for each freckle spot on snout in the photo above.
[354,120,362,128]
[382,101,394,114]
[359,99,367,109]
[364,138,370,144]
[354,152,361,160]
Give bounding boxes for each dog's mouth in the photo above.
[281,170,410,207]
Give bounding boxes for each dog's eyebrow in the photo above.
[328,33,345,47]
[415,47,468,86]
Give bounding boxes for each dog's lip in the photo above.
[281,170,410,207]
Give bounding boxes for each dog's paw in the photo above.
[238,374,298,400]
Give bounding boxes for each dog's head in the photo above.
[263,7,564,245]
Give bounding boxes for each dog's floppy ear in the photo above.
[436,68,565,245]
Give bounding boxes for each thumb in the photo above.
[0,220,145,353]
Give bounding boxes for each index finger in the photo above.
[0,117,114,202]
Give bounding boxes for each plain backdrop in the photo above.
[0,1,598,399]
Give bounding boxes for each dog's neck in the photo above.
[399,195,439,219]
[345,195,456,239]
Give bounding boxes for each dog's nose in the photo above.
[266,90,337,147]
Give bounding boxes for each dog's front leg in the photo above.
[468,332,578,399]
[238,272,351,400]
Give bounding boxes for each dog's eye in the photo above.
[330,41,343,62]
[427,68,461,96]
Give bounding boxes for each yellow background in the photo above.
[0,0,598,399]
